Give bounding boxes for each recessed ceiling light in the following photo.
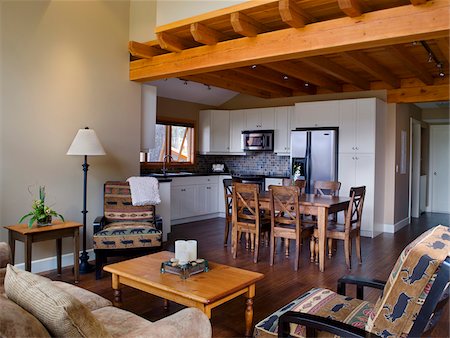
[283,75,289,80]
[251,65,257,69]
[304,83,309,87]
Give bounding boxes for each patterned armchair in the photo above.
[254,225,449,338]
[93,181,162,279]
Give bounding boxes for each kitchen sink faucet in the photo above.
[162,154,173,175]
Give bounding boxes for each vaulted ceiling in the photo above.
[128,0,449,103]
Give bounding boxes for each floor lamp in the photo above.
[67,127,106,274]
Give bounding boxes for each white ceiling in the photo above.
[148,78,238,106]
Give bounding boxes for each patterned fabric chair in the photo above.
[254,225,449,338]
[93,181,162,279]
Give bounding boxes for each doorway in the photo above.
[429,125,450,213]
[410,119,422,218]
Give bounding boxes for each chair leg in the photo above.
[344,238,351,269]
[294,239,300,271]
[314,239,319,264]
[356,233,362,265]
[232,226,238,259]
[224,219,230,246]
[310,237,315,262]
[253,234,260,263]
[284,238,289,257]
[328,238,333,258]
[270,235,275,266]
[95,251,105,280]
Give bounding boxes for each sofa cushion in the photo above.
[4,265,112,338]
[0,295,51,338]
[93,223,162,249]
[52,281,112,311]
[254,288,373,338]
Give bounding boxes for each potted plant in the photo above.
[19,186,65,228]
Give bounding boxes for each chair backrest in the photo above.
[294,179,306,194]
[366,225,450,337]
[232,183,261,225]
[314,180,341,196]
[344,186,366,231]
[269,185,301,231]
[103,181,155,224]
[223,179,233,218]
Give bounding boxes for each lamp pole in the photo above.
[79,154,92,273]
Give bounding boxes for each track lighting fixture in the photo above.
[304,82,310,87]
[420,41,446,78]
[184,80,188,85]
[283,75,289,80]
[251,64,257,69]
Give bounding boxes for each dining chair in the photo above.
[222,179,233,246]
[294,179,306,194]
[311,186,366,269]
[269,185,314,271]
[313,180,341,196]
[231,182,270,263]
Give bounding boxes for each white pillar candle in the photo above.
[186,240,197,261]
[178,250,189,265]
[175,240,186,260]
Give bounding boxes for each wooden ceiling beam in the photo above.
[265,61,342,92]
[279,0,307,28]
[389,45,434,85]
[128,41,166,59]
[190,23,227,45]
[234,66,316,94]
[230,12,268,37]
[436,38,449,64]
[338,0,362,17]
[214,69,293,96]
[156,32,189,52]
[301,56,370,90]
[184,73,273,98]
[343,51,401,88]
[387,83,449,103]
[410,0,428,5]
[130,1,450,82]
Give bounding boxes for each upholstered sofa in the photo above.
[0,242,212,338]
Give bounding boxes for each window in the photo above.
[141,120,195,166]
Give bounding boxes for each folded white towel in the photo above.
[126,177,161,206]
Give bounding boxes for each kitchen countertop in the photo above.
[144,172,289,179]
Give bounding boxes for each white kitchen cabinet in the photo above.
[339,99,376,154]
[274,106,292,155]
[245,107,275,129]
[338,153,375,236]
[170,176,220,223]
[265,178,283,190]
[293,101,339,128]
[229,110,246,153]
[199,110,230,154]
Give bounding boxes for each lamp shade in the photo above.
[67,128,106,156]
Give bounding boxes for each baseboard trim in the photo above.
[14,249,94,274]
[384,217,410,233]
[171,213,222,225]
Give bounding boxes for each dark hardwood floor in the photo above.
[44,213,449,337]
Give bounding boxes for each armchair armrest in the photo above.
[0,242,12,268]
[337,275,386,300]
[93,216,106,234]
[278,311,378,338]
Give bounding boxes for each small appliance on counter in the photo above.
[212,164,226,173]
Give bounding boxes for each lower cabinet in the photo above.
[170,176,224,222]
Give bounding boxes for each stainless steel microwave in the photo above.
[241,130,274,151]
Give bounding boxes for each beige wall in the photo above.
[129,0,157,41]
[1,1,141,263]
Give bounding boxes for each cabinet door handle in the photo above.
[352,147,355,150]
[355,147,359,150]
[355,157,359,160]
[181,188,186,192]
[352,157,355,160]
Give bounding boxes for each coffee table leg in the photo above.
[112,274,122,307]
[25,237,32,272]
[245,284,256,337]
[8,231,15,264]
[163,299,170,310]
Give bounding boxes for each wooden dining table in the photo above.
[258,192,350,272]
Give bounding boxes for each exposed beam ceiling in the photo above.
[130,0,449,103]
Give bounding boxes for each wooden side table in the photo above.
[5,220,82,283]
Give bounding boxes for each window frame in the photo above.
[140,117,196,169]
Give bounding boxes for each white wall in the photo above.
[156,0,244,27]
[1,1,141,263]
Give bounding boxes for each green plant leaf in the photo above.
[28,216,36,228]
[19,212,33,224]
[58,214,65,222]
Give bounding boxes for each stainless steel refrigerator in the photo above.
[290,128,338,194]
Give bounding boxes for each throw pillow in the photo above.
[4,264,111,338]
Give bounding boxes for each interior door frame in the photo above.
[409,118,422,218]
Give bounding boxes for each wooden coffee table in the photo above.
[103,251,264,337]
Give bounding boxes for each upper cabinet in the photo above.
[274,106,292,155]
[199,110,230,154]
[292,101,339,128]
[245,107,275,130]
[339,98,376,154]
[229,110,246,153]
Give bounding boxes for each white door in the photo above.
[339,100,357,153]
[245,110,260,129]
[230,110,245,152]
[411,121,421,218]
[274,107,290,154]
[355,98,376,153]
[211,111,230,152]
[430,125,450,213]
[355,153,375,233]
[259,107,275,129]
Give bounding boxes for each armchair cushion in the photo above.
[254,288,373,338]
[93,222,162,250]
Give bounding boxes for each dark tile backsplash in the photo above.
[196,153,290,176]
